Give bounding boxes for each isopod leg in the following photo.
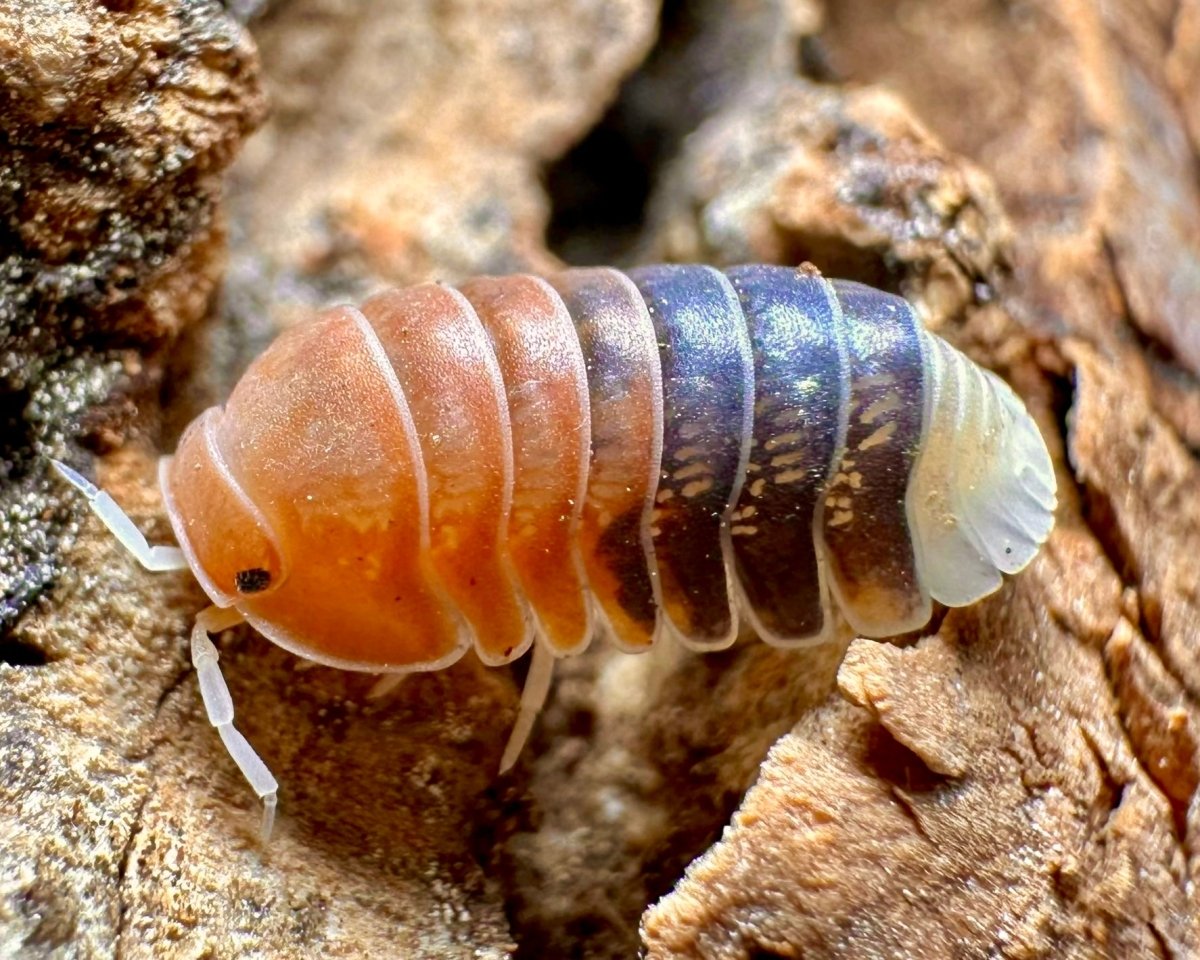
[499,639,555,774]
[366,672,407,699]
[191,606,280,843]
[51,460,188,572]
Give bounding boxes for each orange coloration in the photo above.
[195,306,464,669]
[549,268,664,651]
[459,275,593,655]
[359,284,531,666]
[162,408,283,607]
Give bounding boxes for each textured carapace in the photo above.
[161,264,1057,672]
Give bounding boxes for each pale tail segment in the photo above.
[907,333,1057,607]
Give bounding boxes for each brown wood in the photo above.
[3,0,1197,956]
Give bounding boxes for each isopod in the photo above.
[53,263,1057,840]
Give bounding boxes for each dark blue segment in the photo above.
[821,280,928,635]
[628,265,753,647]
[724,265,848,643]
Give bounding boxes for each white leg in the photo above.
[51,460,187,572]
[366,673,407,699]
[499,639,556,774]
[191,606,279,843]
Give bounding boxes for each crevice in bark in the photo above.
[1099,232,1200,454]
[748,949,793,960]
[863,722,952,794]
[1101,634,1198,845]
[114,787,151,960]
[1078,722,1129,832]
[797,32,839,84]
[886,782,935,845]
[0,637,51,667]
[152,662,194,722]
[1149,918,1176,960]
[543,0,696,266]
[773,231,898,294]
[1057,342,1162,652]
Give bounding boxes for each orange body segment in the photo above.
[360,284,531,665]
[459,275,593,655]
[549,268,664,651]
[162,408,284,607]
[206,306,465,669]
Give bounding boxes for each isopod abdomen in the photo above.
[55,263,1057,838]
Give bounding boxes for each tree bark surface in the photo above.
[2,1,1198,958]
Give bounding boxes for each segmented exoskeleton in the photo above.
[55,263,1057,839]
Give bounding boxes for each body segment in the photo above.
[820,280,930,638]
[458,275,593,655]
[629,264,753,650]
[550,268,665,652]
[359,284,530,665]
[724,265,848,646]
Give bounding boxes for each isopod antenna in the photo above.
[52,460,189,572]
[51,458,280,843]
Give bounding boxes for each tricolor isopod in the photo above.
[53,263,1057,840]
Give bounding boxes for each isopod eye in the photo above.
[161,409,286,607]
[235,567,272,594]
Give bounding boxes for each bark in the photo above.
[2,0,1198,957]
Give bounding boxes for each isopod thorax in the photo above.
[54,264,1057,839]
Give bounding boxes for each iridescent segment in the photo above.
[162,264,1057,673]
[550,268,664,651]
[629,265,753,649]
[821,281,930,636]
[725,266,848,645]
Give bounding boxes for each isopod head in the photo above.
[161,408,287,607]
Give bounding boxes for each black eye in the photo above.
[235,568,272,593]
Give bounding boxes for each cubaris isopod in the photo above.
[53,263,1057,840]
